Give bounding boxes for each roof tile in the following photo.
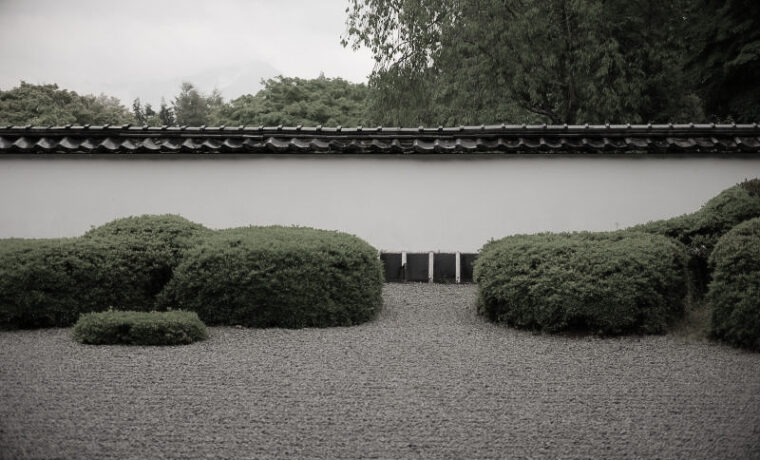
[0,124,758,154]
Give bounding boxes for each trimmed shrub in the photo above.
[84,214,211,297]
[84,214,210,261]
[157,226,384,328]
[73,310,208,345]
[630,179,760,291]
[0,237,165,328]
[474,231,692,335]
[707,218,760,351]
[0,215,209,329]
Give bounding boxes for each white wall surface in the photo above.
[1,154,760,252]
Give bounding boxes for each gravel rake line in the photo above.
[1,284,759,459]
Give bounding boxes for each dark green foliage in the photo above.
[211,75,369,127]
[132,98,161,126]
[0,237,174,328]
[0,217,382,331]
[158,98,175,126]
[72,310,208,346]
[689,0,760,122]
[2,0,755,128]
[345,0,701,125]
[84,214,210,265]
[0,82,134,126]
[172,82,223,126]
[84,214,211,300]
[707,218,760,351]
[741,178,760,197]
[474,231,691,335]
[158,226,384,328]
[0,215,210,329]
[630,179,760,291]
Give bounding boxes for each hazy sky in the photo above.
[0,0,375,105]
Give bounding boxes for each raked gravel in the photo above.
[1,284,759,460]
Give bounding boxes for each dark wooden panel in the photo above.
[380,253,404,282]
[405,253,430,282]
[460,253,478,283]
[434,253,456,283]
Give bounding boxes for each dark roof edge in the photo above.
[1,123,760,137]
[2,124,759,154]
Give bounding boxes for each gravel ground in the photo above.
[1,283,759,460]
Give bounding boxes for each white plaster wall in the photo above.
[1,155,759,252]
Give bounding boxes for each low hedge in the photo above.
[73,310,208,345]
[630,179,760,292]
[0,215,210,329]
[707,218,760,351]
[157,226,384,328]
[474,231,692,335]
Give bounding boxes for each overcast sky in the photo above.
[0,0,375,105]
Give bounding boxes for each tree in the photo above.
[211,74,369,127]
[77,94,134,125]
[690,0,760,122]
[344,0,702,124]
[604,0,703,123]
[172,82,219,126]
[158,98,175,126]
[132,98,147,125]
[0,82,134,126]
[143,103,157,121]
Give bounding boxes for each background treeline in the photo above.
[1,0,758,127]
[0,76,369,128]
[344,0,760,125]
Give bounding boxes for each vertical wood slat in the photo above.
[428,252,434,283]
[456,252,461,284]
[379,252,477,283]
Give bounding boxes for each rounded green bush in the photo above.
[0,215,209,329]
[474,231,692,335]
[630,178,760,292]
[73,310,208,345]
[707,217,760,351]
[157,226,384,328]
[0,236,185,328]
[85,214,210,259]
[84,214,211,301]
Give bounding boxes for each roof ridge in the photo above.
[1,123,759,154]
[2,123,760,132]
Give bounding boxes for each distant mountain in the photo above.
[121,59,281,107]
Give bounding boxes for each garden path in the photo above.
[1,284,759,459]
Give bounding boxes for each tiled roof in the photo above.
[0,124,759,154]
